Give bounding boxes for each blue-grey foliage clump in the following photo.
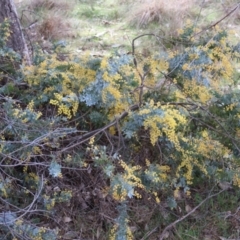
[79,55,132,107]
[169,47,212,86]
[123,107,164,139]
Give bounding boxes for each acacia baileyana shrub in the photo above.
[1,19,240,239]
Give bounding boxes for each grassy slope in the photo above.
[15,0,240,55]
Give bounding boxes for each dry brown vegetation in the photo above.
[26,0,71,12]
[16,0,74,44]
[38,16,72,40]
[127,0,196,33]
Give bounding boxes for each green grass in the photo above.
[15,0,240,56]
[173,189,240,239]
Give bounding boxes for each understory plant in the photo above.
[1,18,240,239]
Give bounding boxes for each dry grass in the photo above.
[128,0,197,35]
[38,15,72,40]
[27,0,74,41]
[15,0,76,45]
[26,0,71,12]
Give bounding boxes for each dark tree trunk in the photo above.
[0,0,30,65]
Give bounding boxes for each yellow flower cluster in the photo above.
[174,90,185,101]
[112,185,127,201]
[145,158,150,167]
[183,80,211,104]
[152,191,160,203]
[24,55,98,119]
[0,181,8,198]
[145,164,170,185]
[26,172,39,182]
[109,224,133,240]
[177,154,194,184]
[182,63,190,71]
[143,105,186,146]
[12,102,42,123]
[50,92,79,119]
[100,57,108,69]
[108,102,129,120]
[55,190,72,202]
[57,103,72,119]
[233,173,240,187]
[32,146,42,155]
[43,86,55,94]
[111,160,144,201]
[225,103,235,112]
[109,126,116,135]
[194,132,230,160]
[203,32,234,82]
[120,64,140,86]
[27,100,34,111]
[168,50,178,59]
[14,224,49,240]
[24,172,40,190]
[102,85,122,103]
[175,128,231,184]
[109,224,117,240]
[134,190,142,199]
[189,53,199,60]
[89,137,95,146]
[0,19,11,42]
[143,115,162,145]
[102,71,112,82]
[136,58,169,88]
[43,195,56,210]
[151,59,169,75]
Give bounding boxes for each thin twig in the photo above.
[131,34,158,106]
[59,104,139,152]
[158,189,226,240]
[192,3,240,38]
[0,175,45,225]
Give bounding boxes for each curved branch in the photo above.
[59,104,139,152]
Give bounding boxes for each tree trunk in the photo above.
[0,0,31,65]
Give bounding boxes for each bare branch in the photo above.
[193,3,240,38]
[158,188,226,240]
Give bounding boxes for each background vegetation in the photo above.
[0,0,240,239]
